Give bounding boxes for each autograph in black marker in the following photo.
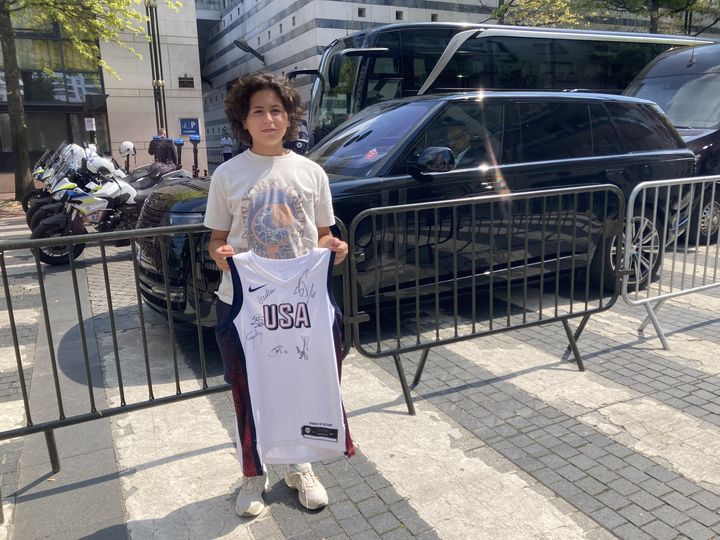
[269,345,288,358]
[293,269,316,299]
[297,336,310,360]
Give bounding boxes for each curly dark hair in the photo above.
[225,71,303,146]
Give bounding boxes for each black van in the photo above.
[135,92,695,324]
[625,43,720,242]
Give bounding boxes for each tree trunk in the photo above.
[649,0,661,33]
[0,4,32,200]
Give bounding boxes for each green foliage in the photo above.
[485,0,720,34]
[489,0,589,27]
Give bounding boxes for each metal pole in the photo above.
[154,10,169,131]
[146,0,166,132]
[145,2,160,130]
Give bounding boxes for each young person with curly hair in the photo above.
[204,71,354,517]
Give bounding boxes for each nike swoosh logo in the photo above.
[248,284,267,293]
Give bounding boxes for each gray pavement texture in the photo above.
[1,198,720,539]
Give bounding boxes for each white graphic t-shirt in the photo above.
[204,149,335,304]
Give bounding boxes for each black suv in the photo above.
[625,43,720,243]
[135,92,695,324]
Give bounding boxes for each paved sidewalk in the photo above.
[1,204,720,539]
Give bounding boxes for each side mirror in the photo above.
[414,146,456,173]
[329,55,343,88]
[287,68,321,81]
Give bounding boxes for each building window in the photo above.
[358,7,366,18]
[292,16,295,25]
[257,36,260,45]
[395,10,403,21]
[223,20,225,28]
[279,23,282,33]
[267,30,270,40]
[230,14,232,21]
[431,13,439,22]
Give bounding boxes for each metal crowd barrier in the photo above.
[622,176,720,349]
[206,146,225,164]
[0,224,228,522]
[347,185,625,414]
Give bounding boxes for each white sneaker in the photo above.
[235,474,269,517]
[285,463,328,510]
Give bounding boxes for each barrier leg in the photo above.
[638,299,666,334]
[642,302,671,350]
[392,354,416,416]
[410,348,431,389]
[45,430,60,474]
[1,482,3,524]
[563,314,591,355]
[562,319,585,371]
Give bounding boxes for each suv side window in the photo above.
[605,102,682,152]
[405,102,505,169]
[518,102,593,162]
[590,104,623,156]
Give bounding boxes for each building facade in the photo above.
[0,16,109,172]
[102,1,207,172]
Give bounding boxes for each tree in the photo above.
[590,0,696,33]
[482,0,589,27]
[482,0,720,34]
[0,0,180,200]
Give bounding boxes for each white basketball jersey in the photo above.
[227,248,349,463]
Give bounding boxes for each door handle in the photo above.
[604,168,624,176]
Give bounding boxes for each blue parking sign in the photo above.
[180,118,200,136]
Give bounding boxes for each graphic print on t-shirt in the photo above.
[241,178,308,260]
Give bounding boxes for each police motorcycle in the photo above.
[21,143,71,212]
[24,143,95,226]
[26,142,134,228]
[27,159,108,230]
[31,151,192,265]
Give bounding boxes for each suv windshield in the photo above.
[309,100,437,177]
[627,71,720,129]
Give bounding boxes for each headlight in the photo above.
[168,212,205,225]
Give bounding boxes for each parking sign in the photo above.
[180,118,200,136]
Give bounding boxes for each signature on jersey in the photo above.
[293,270,316,299]
[297,336,310,360]
[269,345,288,357]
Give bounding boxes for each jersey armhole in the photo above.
[216,256,245,333]
[325,250,341,310]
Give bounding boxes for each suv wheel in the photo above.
[591,210,662,291]
[688,188,720,244]
[616,213,663,291]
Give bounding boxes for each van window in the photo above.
[517,102,592,161]
[631,72,720,130]
[396,28,458,92]
[606,103,682,151]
